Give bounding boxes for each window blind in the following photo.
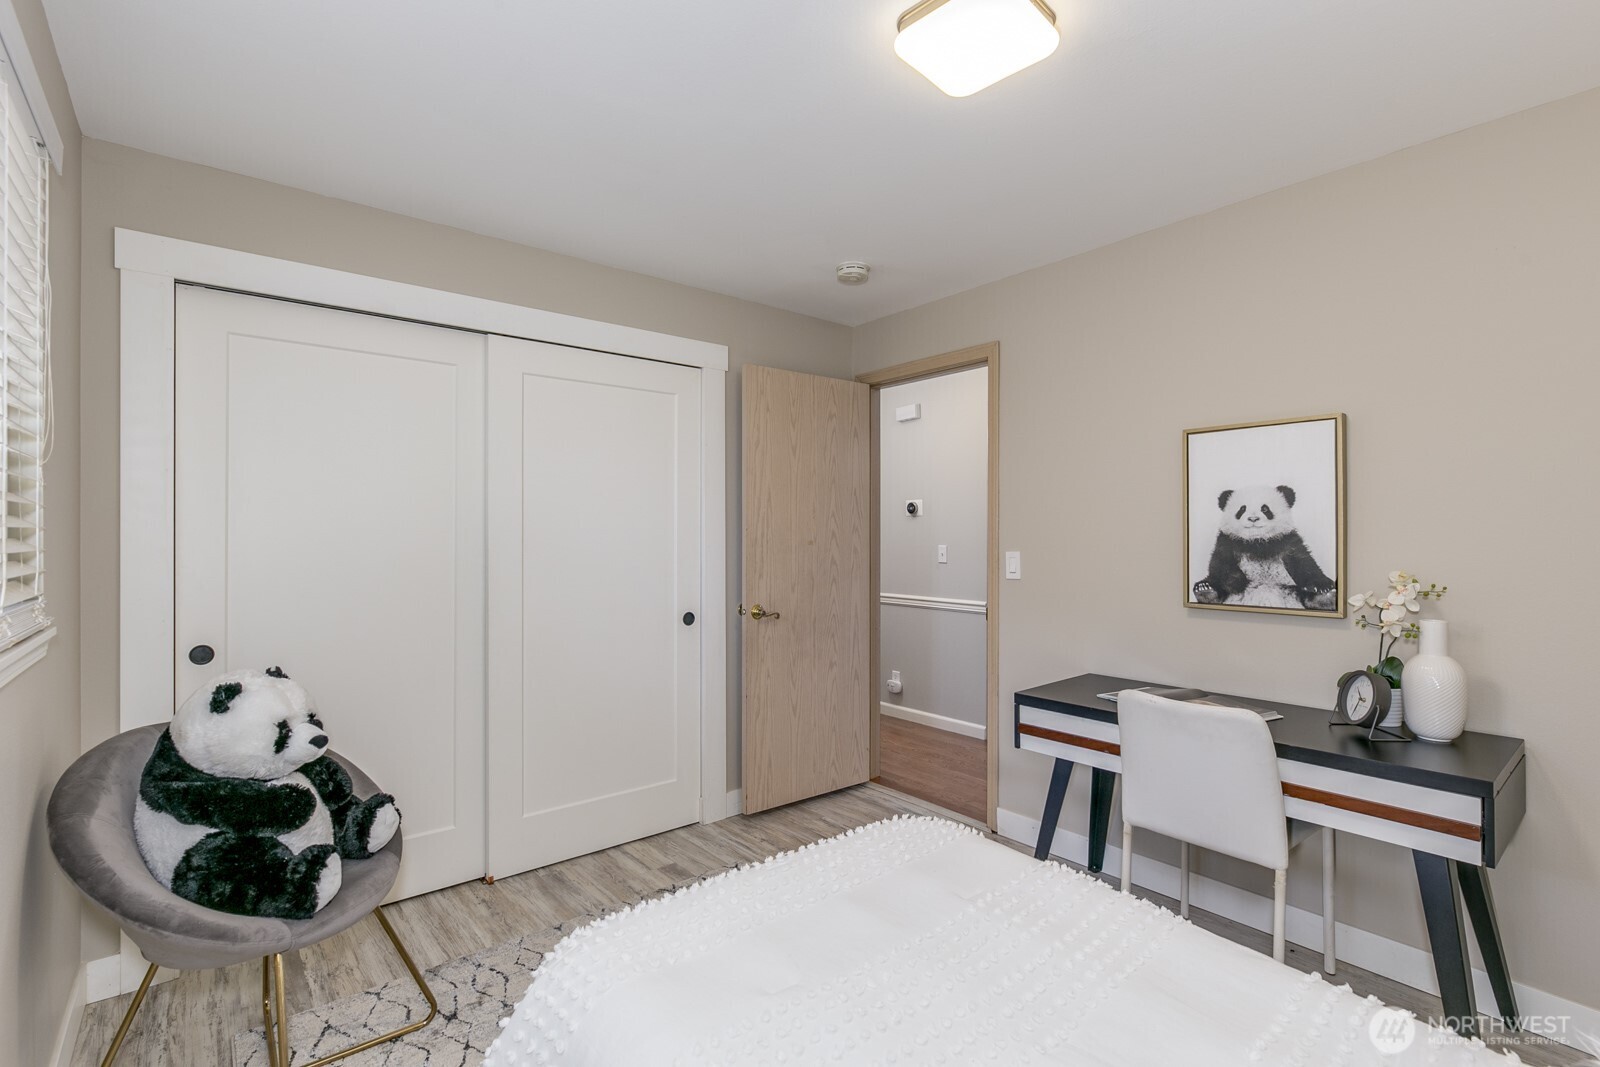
[0,74,49,649]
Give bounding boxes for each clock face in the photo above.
[1337,670,1389,726]
[1345,674,1374,721]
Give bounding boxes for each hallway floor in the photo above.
[874,714,986,822]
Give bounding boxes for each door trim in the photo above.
[115,229,731,826]
[858,342,1000,830]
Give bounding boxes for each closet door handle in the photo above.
[741,604,780,621]
[188,644,216,665]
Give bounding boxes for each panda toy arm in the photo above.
[140,730,318,835]
[299,755,401,859]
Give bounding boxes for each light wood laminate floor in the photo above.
[875,715,987,822]
[71,783,1584,1066]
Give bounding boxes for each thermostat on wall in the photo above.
[895,403,921,422]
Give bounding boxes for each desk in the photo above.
[1015,673,1527,1036]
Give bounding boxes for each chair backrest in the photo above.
[1117,690,1289,870]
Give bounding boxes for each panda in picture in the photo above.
[1192,484,1336,611]
[134,667,400,919]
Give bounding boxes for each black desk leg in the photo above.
[1086,768,1117,873]
[1034,759,1074,860]
[1457,863,1519,1028]
[1414,851,1478,1037]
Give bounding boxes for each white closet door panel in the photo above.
[175,286,486,899]
[487,336,701,877]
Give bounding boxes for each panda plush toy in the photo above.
[134,667,401,920]
[1192,484,1336,611]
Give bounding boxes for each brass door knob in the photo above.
[739,603,781,621]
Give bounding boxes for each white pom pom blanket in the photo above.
[487,816,1517,1066]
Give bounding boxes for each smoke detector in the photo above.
[836,261,872,285]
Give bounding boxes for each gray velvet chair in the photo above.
[48,723,437,1067]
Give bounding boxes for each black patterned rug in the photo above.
[230,915,588,1067]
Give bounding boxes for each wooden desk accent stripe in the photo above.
[1281,782,1481,842]
[1016,723,1483,842]
[1017,722,1121,757]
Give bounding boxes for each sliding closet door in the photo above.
[174,286,486,900]
[486,336,702,878]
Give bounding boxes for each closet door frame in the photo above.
[114,228,730,832]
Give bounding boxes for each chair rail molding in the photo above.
[879,592,987,616]
[115,229,730,837]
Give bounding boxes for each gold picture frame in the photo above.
[1183,413,1346,618]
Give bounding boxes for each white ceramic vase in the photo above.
[1403,620,1467,743]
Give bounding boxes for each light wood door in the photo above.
[485,336,703,877]
[741,365,871,813]
[174,286,486,899]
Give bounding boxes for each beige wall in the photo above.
[852,86,1600,1009]
[77,138,854,956]
[0,0,81,1063]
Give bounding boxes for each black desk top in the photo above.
[1015,673,1525,799]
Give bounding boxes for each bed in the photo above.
[485,816,1515,1065]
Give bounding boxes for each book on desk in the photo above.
[1096,685,1283,721]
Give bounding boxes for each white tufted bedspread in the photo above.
[485,816,1518,1066]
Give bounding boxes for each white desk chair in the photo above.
[1117,689,1336,970]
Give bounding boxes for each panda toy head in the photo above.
[1216,485,1298,543]
[171,667,329,780]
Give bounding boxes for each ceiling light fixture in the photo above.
[894,0,1060,98]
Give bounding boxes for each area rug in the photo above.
[231,914,587,1067]
[231,856,737,1066]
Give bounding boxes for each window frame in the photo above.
[0,31,56,681]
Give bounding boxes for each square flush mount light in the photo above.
[895,0,1060,98]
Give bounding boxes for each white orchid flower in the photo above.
[1349,592,1375,610]
[1388,570,1411,586]
[1380,604,1406,625]
[1386,589,1410,607]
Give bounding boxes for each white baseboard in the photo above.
[50,964,87,1067]
[725,789,743,817]
[85,953,122,1003]
[87,934,180,1004]
[880,701,986,741]
[997,807,1600,1051]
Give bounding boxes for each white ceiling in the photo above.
[43,1,1600,325]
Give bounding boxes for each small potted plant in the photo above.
[1349,571,1447,726]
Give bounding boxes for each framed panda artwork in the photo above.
[1184,413,1346,617]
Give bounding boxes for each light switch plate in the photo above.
[1005,551,1022,579]
[937,545,947,563]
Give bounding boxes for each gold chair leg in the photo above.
[258,906,440,1067]
[100,963,159,1067]
[262,958,279,1067]
[272,953,291,1067]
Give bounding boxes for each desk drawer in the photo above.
[1015,704,1488,864]
[1016,707,1121,773]
[1280,761,1484,864]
